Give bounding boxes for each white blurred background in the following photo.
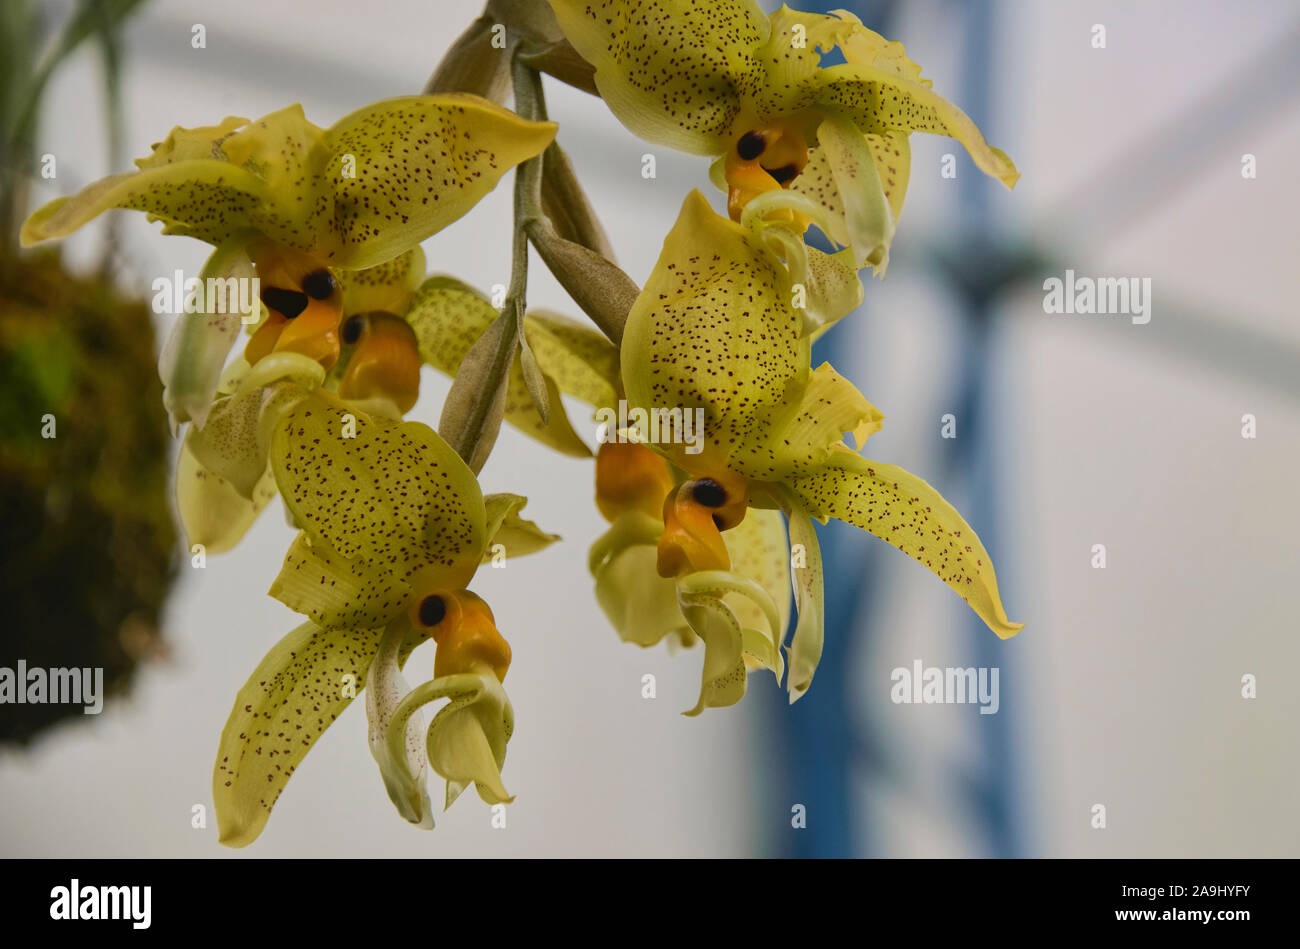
[1,0,1297,857]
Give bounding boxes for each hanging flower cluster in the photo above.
[19,0,1021,845]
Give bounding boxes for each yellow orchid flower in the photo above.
[174,247,431,556]
[621,191,1023,702]
[549,1,1017,271]
[178,256,622,558]
[213,390,557,846]
[20,96,556,426]
[590,441,792,715]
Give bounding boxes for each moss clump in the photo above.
[0,250,176,744]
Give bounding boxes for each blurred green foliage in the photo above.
[1,0,175,744]
[0,251,176,743]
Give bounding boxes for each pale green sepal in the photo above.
[158,233,259,429]
[677,590,748,716]
[367,620,434,829]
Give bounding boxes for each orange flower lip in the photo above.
[411,590,512,683]
[594,441,675,522]
[723,124,810,222]
[337,312,422,415]
[655,473,750,578]
[269,296,342,368]
[244,248,343,370]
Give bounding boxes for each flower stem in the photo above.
[440,53,548,469]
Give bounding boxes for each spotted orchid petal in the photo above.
[21,106,309,248]
[21,161,267,249]
[269,532,412,631]
[220,102,322,176]
[549,0,769,154]
[338,246,427,318]
[786,451,1025,640]
[799,245,864,340]
[814,62,1018,189]
[308,95,556,269]
[749,5,841,117]
[778,361,884,465]
[23,96,556,270]
[624,191,880,480]
[213,620,428,847]
[136,115,252,166]
[623,190,808,478]
[269,391,487,591]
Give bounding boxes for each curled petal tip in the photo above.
[993,619,1026,640]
